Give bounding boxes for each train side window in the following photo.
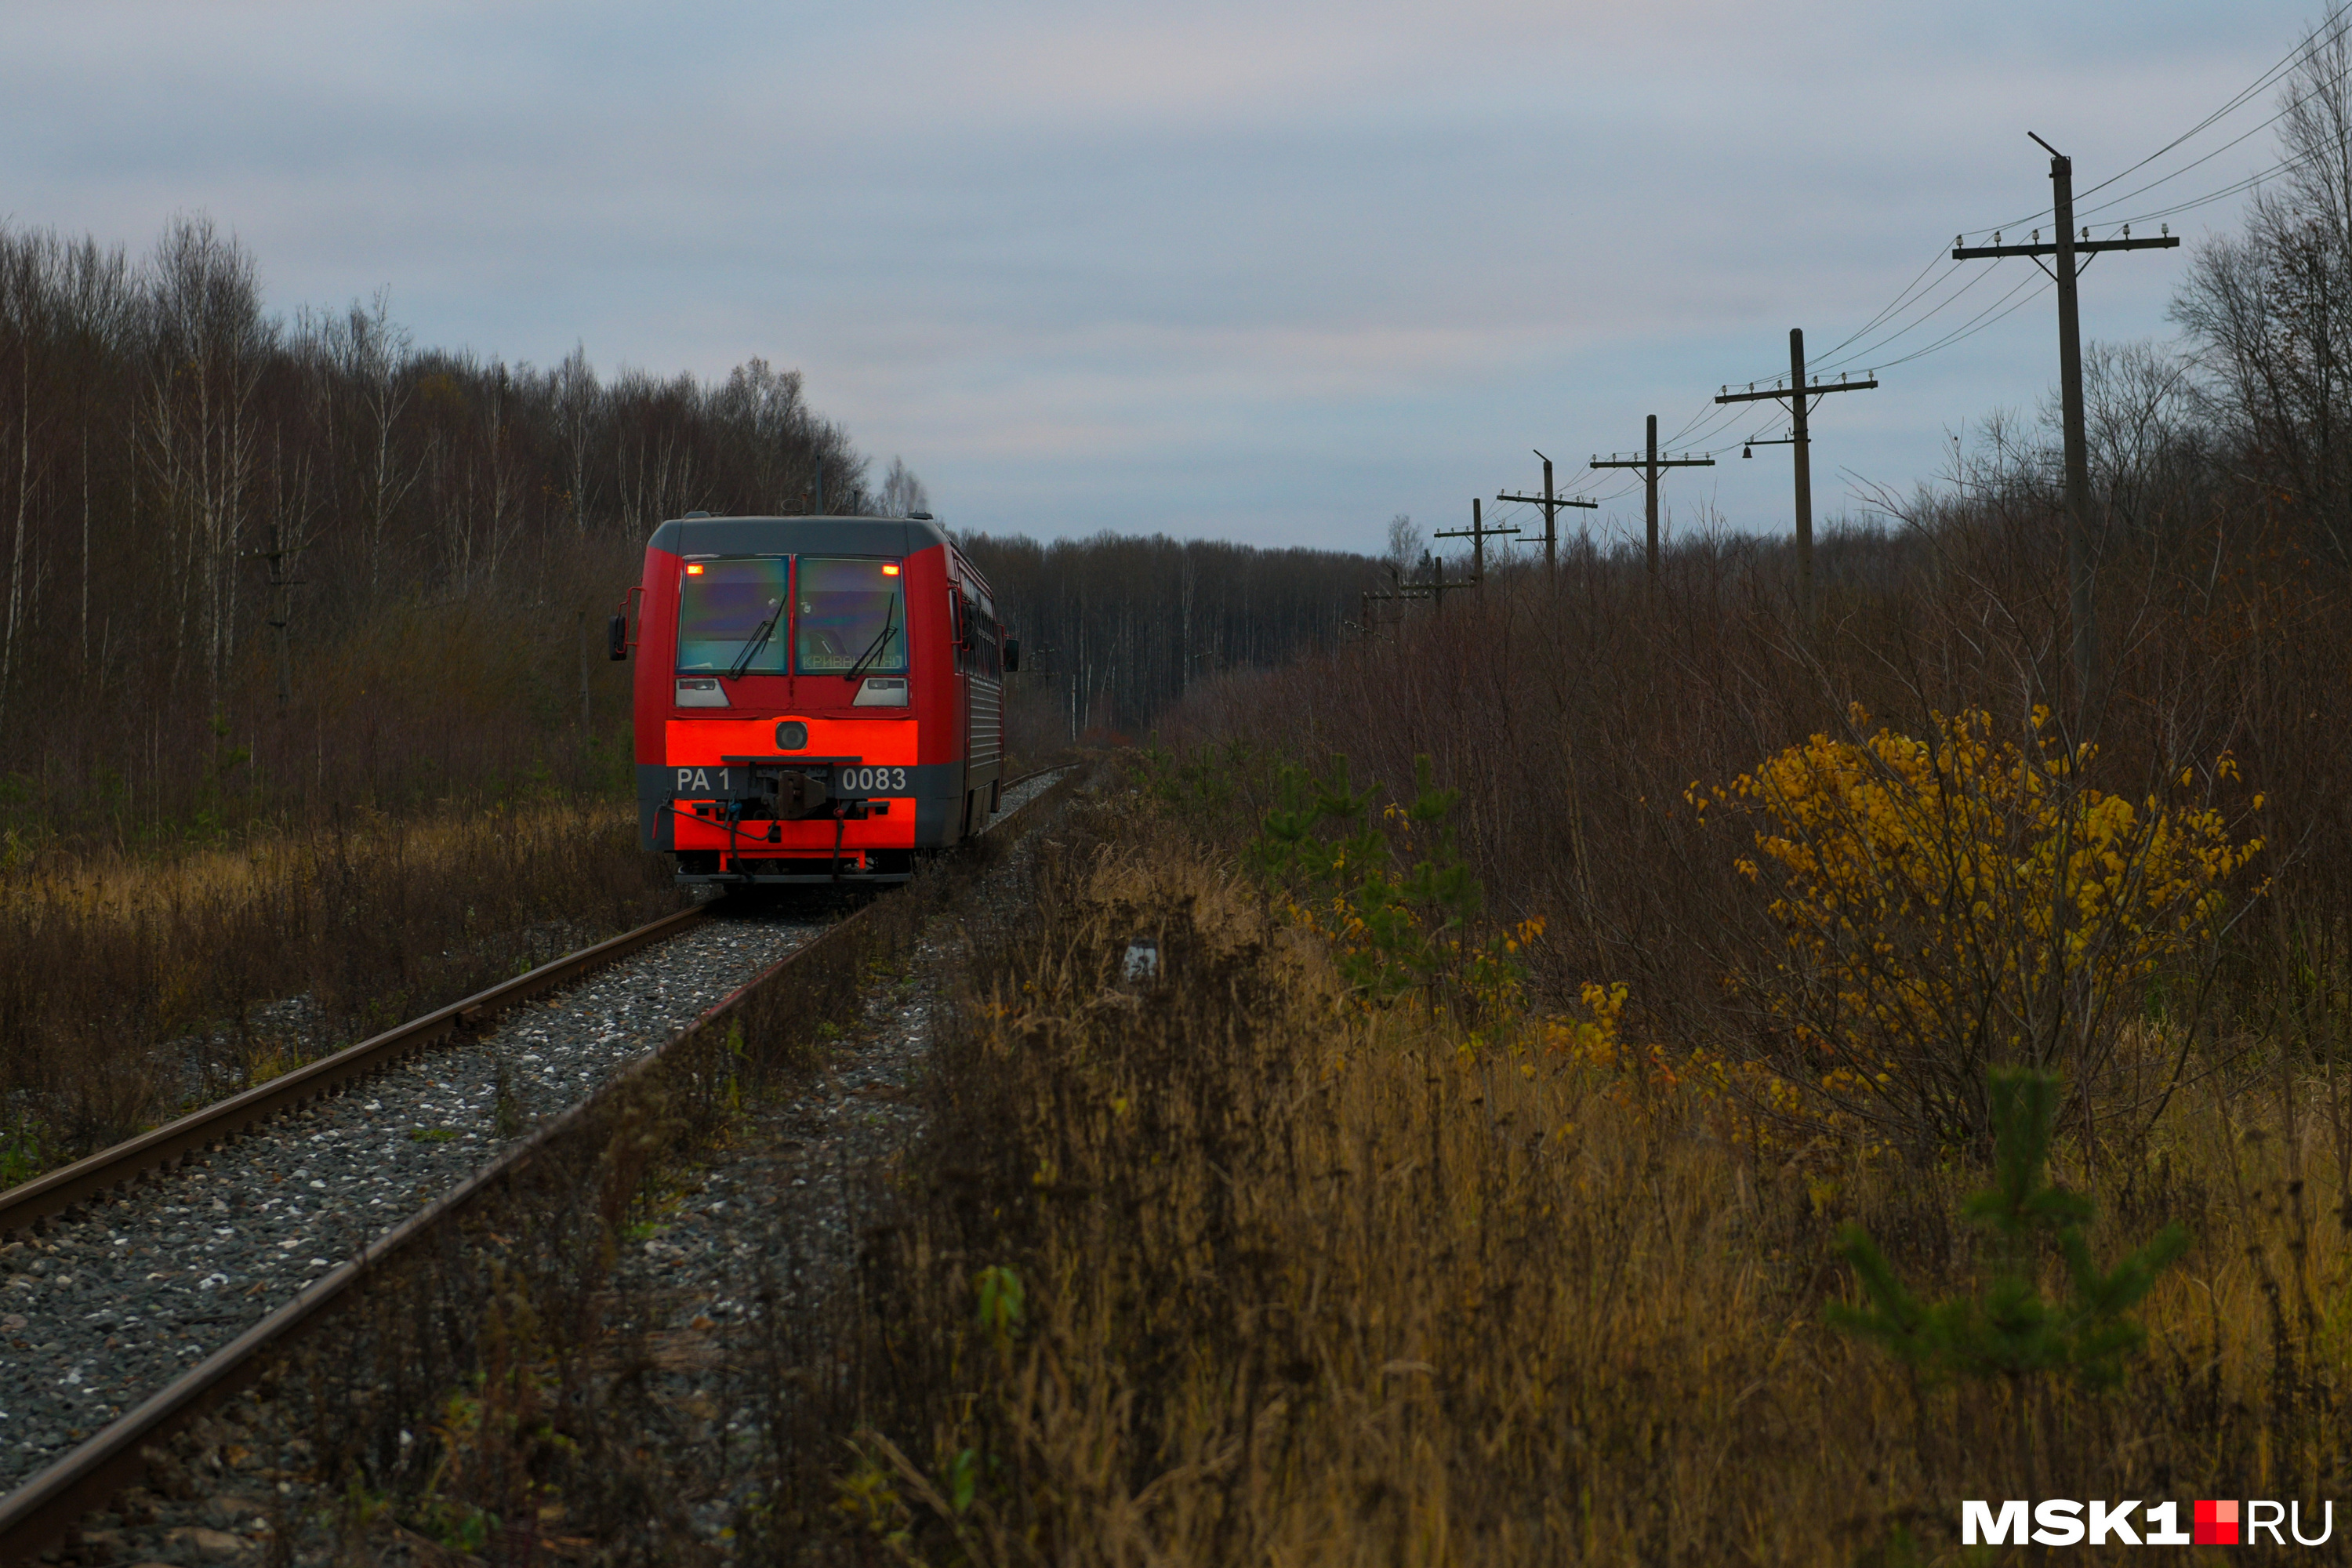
[952,586,976,674]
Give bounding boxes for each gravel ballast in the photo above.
[0,902,848,1489]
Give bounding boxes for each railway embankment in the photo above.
[0,902,838,1489]
[4,766,1073,1564]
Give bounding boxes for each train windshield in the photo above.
[676,557,790,674]
[797,558,908,676]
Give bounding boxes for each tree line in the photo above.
[0,214,1384,855]
[960,531,1377,746]
[0,213,899,851]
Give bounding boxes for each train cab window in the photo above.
[797,558,908,676]
[677,557,789,673]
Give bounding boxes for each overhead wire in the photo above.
[1962,0,2348,239]
[1484,10,2340,531]
[1772,13,2348,394]
[2072,1,2346,201]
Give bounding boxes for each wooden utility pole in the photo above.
[1363,560,1473,627]
[1496,450,1596,581]
[1590,416,1714,579]
[1433,496,1521,585]
[1715,331,1878,626]
[1954,133,2179,724]
[240,520,307,708]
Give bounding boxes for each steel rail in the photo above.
[0,761,1079,1563]
[0,903,713,1242]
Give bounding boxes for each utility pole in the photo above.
[1590,416,1714,579]
[1433,496,1521,586]
[1954,133,2178,724]
[1715,332,1878,627]
[1363,560,1474,626]
[1496,449,1596,582]
[240,519,307,709]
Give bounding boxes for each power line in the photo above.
[1965,2,2350,238]
[1873,271,2053,371]
[1715,12,2346,398]
[2093,3,2348,189]
[1809,260,2005,374]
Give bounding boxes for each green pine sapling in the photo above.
[1830,1069,2189,1391]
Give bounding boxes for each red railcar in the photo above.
[611,513,1014,885]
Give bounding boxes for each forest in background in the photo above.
[959,530,1374,757]
[0,216,1379,864]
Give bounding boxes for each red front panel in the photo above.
[630,529,978,862]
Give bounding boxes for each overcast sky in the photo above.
[0,2,2315,554]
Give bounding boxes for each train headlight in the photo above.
[675,677,728,708]
[853,677,910,708]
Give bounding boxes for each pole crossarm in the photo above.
[1587,456,1715,470]
[1953,235,2179,260]
[1494,492,1595,508]
[1715,376,1878,405]
[1436,496,1520,585]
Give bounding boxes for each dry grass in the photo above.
[0,797,685,1176]
[841,797,2351,1565]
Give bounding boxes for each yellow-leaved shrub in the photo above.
[1692,705,2262,1153]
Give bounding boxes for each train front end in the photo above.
[615,514,1004,885]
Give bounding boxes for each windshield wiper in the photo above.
[842,597,902,684]
[726,598,783,681]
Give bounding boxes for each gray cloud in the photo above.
[0,0,2298,549]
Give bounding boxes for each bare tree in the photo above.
[2172,13,2352,560]
[877,456,929,517]
[1386,512,1424,580]
[553,343,599,535]
[140,215,272,708]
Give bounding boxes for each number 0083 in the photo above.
[839,766,909,794]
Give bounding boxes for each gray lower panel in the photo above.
[639,759,970,851]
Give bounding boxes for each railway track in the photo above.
[0,764,1078,1563]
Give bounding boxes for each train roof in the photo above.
[647,514,956,561]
